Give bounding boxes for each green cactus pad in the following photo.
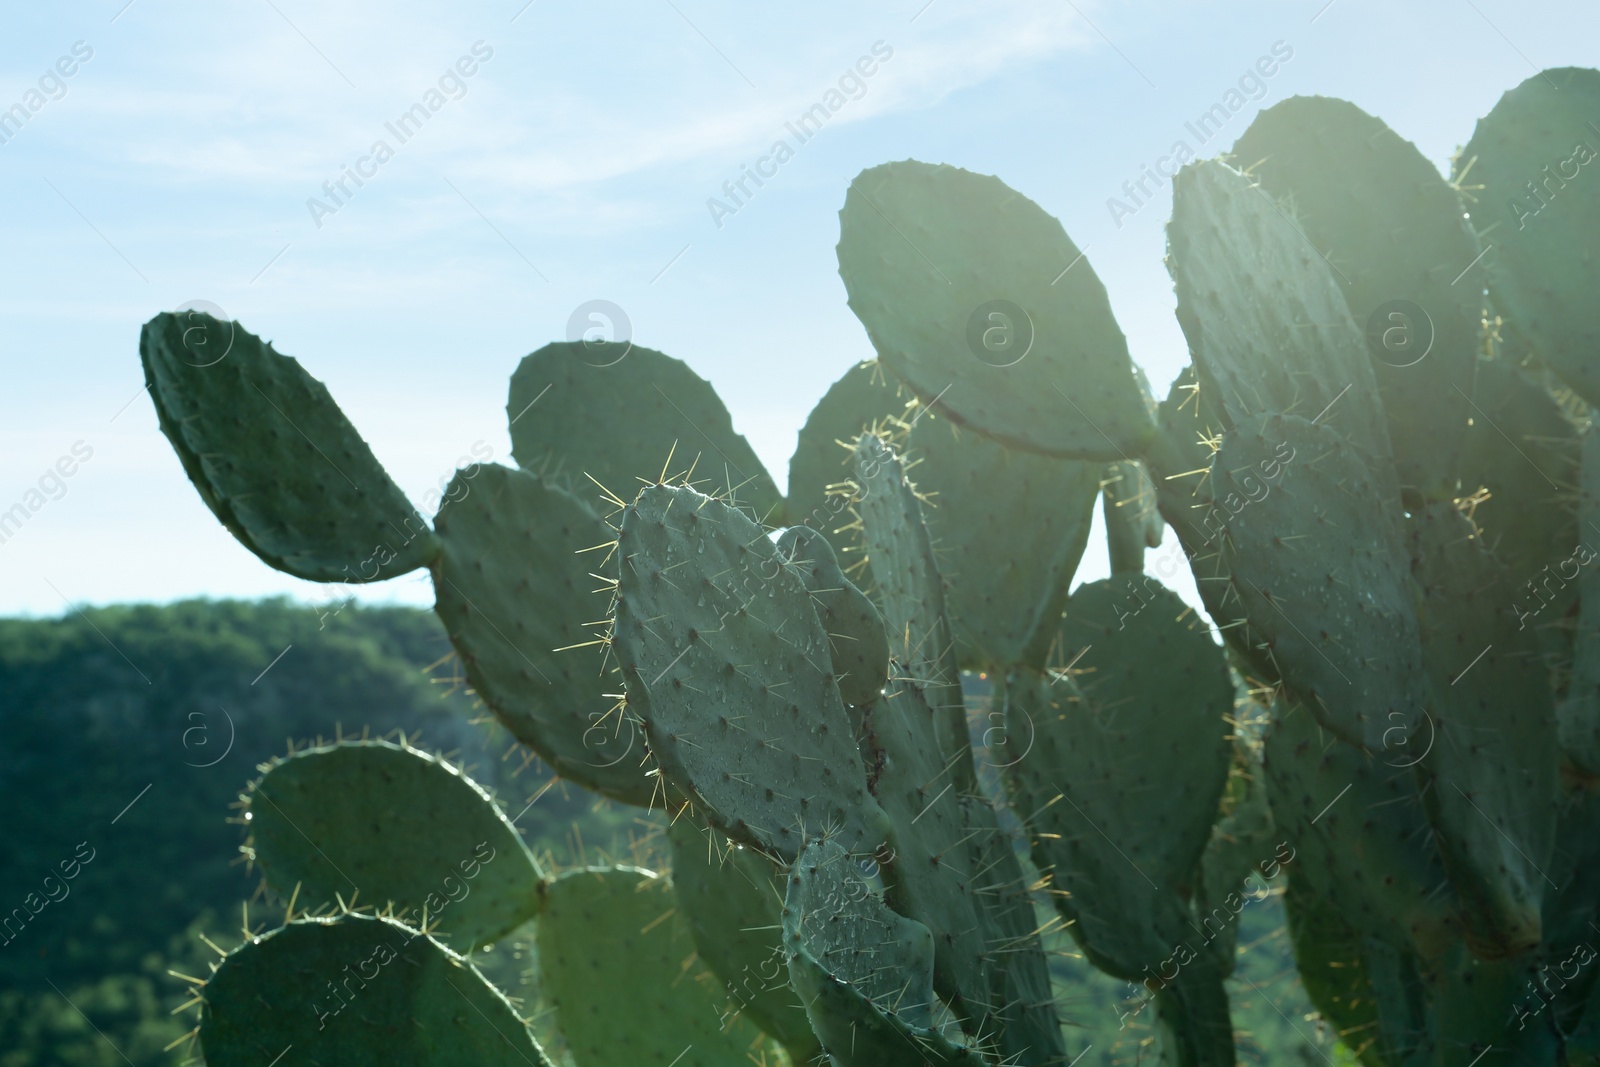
[1428,943,1562,1066]
[786,954,993,1067]
[1262,701,1460,958]
[1005,576,1232,976]
[245,740,542,951]
[1563,424,1600,775]
[862,680,1004,1031]
[200,913,551,1067]
[1147,951,1237,1067]
[538,865,778,1067]
[780,838,997,1062]
[851,435,969,768]
[1194,745,1279,973]
[612,484,888,859]
[788,361,907,536]
[837,160,1153,460]
[508,341,783,523]
[1458,68,1600,406]
[1280,874,1387,1067]
[957,794,1066,1067]
[1102,460,1164,575]
[432,463,653,804]
[904,412,1103,671]
[776,525,890,708]
[1167,161,1391,463]
[863,679,1065,1064]
[1408,500,1558,959]
[1456,357,1580,603]
[1148,366,1219,547]
[1147,368,1253,653]
[1003,665,1237,1065]
[784,836,940,1027]
[1213,411,1423,751]
[666,816,821,1062]
[141,311,438,582]
[1232,96,1484,492]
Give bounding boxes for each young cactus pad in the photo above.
[782,838,992,1066]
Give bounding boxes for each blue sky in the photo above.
[1,0,1595,616]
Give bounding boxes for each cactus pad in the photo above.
[508,341,782,522]
[1167,161,1390,462]
[861,679,1002,1034]
[1408,500,1558,958]
[432,463,652,804]
[784,836,939,1027]
[780,838,995,1063]
[612,484,888,858]
[1102,460,1164,575]
[1280,873,1386,1066]
[1213,412,1423,751]
[141,311,438,582]
[538,865,778,1067]
[200,913,550,1066]
[245,740,542,950]
[1459,68,1600,406]
[1456,357,1580,588]
[776,525,890,708]
[666,816,821,1061]
[1232,96,1484,491]
[904,412,1103,670]
[852,435,968,762]
[837,160,1153,460]
[1262,701,1460,957]
[787,360,906,535]
[1005,575,1232,976]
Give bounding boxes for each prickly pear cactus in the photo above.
[145,62,1600,1067]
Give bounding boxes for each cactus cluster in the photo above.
[145,67,1600,1067]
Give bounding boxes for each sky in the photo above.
[1,0,1596,618]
